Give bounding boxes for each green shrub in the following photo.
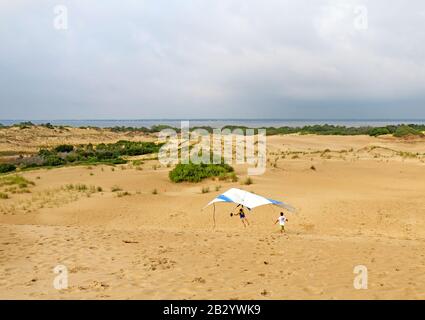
[95,140,163,157]
[15,121,35,129]
[73,123,425,138]
[0,163,16,173]
[54,144,74,153]
[169,162,234,183]
[43,155,65,166]
[368,127,390,137]
[393,125,422,137]
[65,154,78,162]
[41,122,55,129]
[22,140,162,170]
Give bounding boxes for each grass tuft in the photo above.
[242,177,253,185]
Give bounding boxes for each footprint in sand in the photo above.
[69,266,90,273]
[260,289,269,296]
[192,277,206,284]
[78,280,110,291]
[25,278,38,286]
[144,257,176,271]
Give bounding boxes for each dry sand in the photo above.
[1,130,425,299]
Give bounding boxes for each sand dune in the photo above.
[1,133,425,299]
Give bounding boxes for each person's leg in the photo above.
[245,218,250,226]
[241,218,246,227]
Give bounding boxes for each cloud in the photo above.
[0,0,424,119]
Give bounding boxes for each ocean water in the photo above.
[1,119,425,128]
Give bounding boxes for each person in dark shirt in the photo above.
[230,206,250,228]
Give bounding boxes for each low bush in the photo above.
[0,163,16,173]
[18,140,162,170]
[242,177,253,185]
[393,125,422,137]
[169,162,234,183]
[201,186,210,193]
[54,144,74,153]
[368,127,391,137]
[43,155,66,166]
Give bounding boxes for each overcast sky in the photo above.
[0,0,424,119]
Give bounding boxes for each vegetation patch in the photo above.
[5,140,165,171]
[393,125,423,138]
[241,177,253,185]
[107,123,425,137]
[0,163,17,174]
[218,172,238,182]
[201,186,210,193]
[0,175,35,188]
[0,175,35,199]
[2,122,425,137]
[0,192,9,199]
[169,162,234,183]
[117,191,131,197]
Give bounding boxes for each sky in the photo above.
[0,0,425,120]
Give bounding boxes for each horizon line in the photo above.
[2,118,425,122]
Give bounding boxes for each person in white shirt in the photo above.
[275,212,288,233]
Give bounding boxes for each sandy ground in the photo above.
[1,131,425,299]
